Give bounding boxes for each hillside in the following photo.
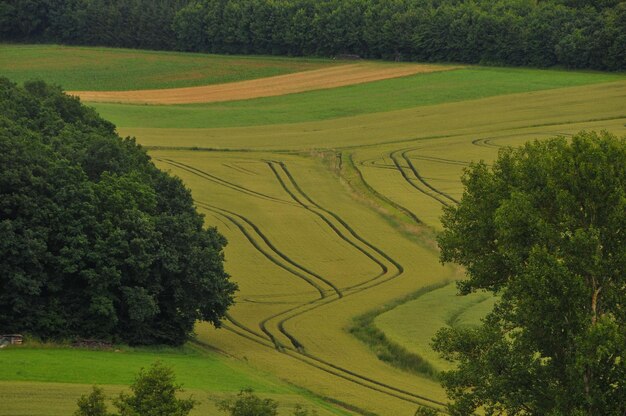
[1,44,625,415]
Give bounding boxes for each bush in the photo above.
[74,362,195,416]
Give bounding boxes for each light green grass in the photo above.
[374,282,497,372]
[0,345,353,415]
[0,44,331,91]
[0,344,285,392]
[92,67,624,128]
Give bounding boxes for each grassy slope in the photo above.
[0,345,281,391]
[91,67,624,129]
[0,44,331,91]
[374,283,497,372]
[0,346,349,416]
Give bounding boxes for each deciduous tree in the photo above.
[434,131,626,415]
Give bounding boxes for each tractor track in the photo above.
[347,153,423,224]
[155,158,297,207]
[163,158,447,412]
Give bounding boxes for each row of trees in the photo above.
[0,0,187,50]
[1,0,625,70]
[0,78,237,345]
[173,0,626,70]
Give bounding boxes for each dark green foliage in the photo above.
[114,362,196,416]
[435,131,626,415]
[74,387,112,416]
[0,0,188,50]
[74,362,195,416]
[217,388,279,416]
[217,389,319,416]
[414,407,439,416]
[0,78,237,345]
[172,0,626,70]
[1,0,625,70]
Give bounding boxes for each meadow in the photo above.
[0,45,332,90]
[0,345,347,416]
[1,44,625,415]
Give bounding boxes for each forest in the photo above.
[0,78,237,345]
[1,0,625,70]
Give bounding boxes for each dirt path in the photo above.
[70,63,457,105]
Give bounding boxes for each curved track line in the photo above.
[401,149,459,205]
[156,158,296,206]
[348,153,423,224]
[267,161,389,278]
[162,161,446,410]
[388,149,454,207]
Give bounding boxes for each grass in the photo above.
[0,44,332,91]
[91,67,624,129]
[0,345,351,416]
[349,283,450,379]
[0,344,282,391]
[374,283,497,372]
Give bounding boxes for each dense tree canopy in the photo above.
[1,0,625,71]
[0,78,237,345]
[434,131,625,415]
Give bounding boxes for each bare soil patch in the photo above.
[70,63,457,105]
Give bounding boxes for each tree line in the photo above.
[1,0,625,71]
[0,78,237,345]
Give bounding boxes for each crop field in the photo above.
[1,45,626,415]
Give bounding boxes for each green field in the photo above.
[0,345,281,390]
[374,283,497,372]
[0,45,331,91]
[2,45,626,416]
[0,346,349,416]
[91,67,624,129]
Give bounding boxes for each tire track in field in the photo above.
[388,148,458,207]
[205,162,447,410]
[222,162,258,176]
[267,161,389,279]
[347,153,423,225]
[220,321,447,412]
[161,159,446,411]
[155,158,297,207]
[195,202,342,350]
[155,157,343,348]
[263,160,404,350]
[471,137,503,148]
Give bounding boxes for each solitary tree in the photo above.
[434,131,625,415]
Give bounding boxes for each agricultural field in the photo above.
[0,45,333,90]
[1,44,625,415]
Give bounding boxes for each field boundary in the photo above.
[70,63,458,104]
[348,282,451,379]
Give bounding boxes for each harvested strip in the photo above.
[70,63,457,105]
